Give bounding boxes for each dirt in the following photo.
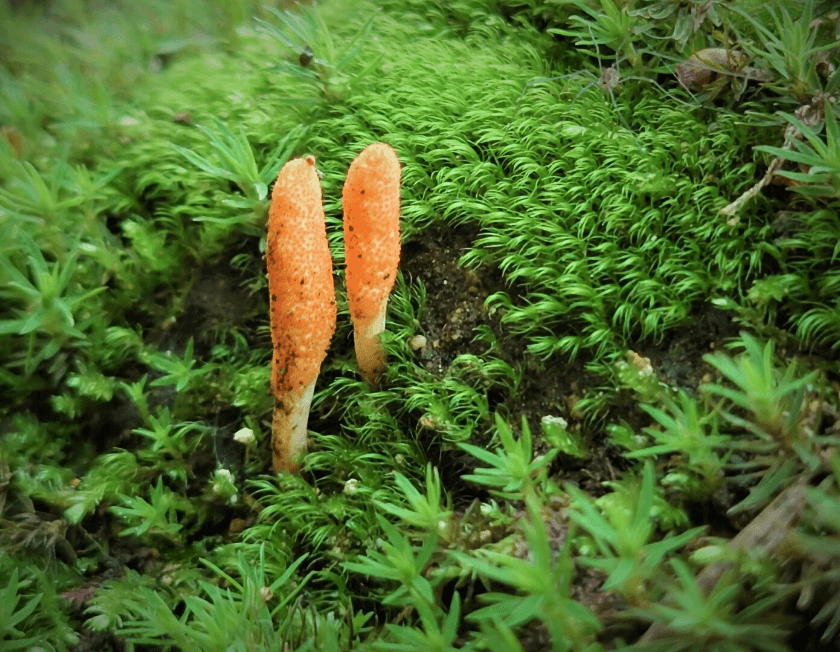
[401,222,649,497]
[400,223,497,371]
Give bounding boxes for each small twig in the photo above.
[720,95,830,221]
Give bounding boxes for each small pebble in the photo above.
[409,335,427,350]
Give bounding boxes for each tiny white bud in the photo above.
[212,469,239,504]
[343,478,359,495]
[234,427,255,445]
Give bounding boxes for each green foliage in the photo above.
[568,463,705,602]
[540,414,588,458]
[345,514,464,651]
[84,570,156,633]
[453,493,602,650]
[549,0,650,67]
[63,451,142,524]
[729,0,840,102]
[376,464,453,534]
[133,407,209,465]
[596,471,690,531]
[460,413,558,500]
[703,332,817,443]
[344,515,440,608]
[755,103,840,201]
[630,560,790,652]
[0,554,79,650]
[88,546,355,651]
[612,332,834,513]
[248,471,375,554]
[405,352,519,444]
[120,215,184,275]
[627,391,729,497]
[143,338,210,392]
[796,454,840,642]
[0,232,105,375]
[378,591,463,652]
[0,161,84,234]
[448,85,753,361]
[256,2,380,104]
[0,568,44,651]
[795,300,840,351]
[629,0,729,52]
[172,118,301,210]
[110,477,192,544]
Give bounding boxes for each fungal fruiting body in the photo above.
[342,143,401,386]
[266,156,336,473]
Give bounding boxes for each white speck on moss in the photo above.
[234,427,255,445]
[343,478,359,495]
[212,469,238,505]
[541,415,568,430]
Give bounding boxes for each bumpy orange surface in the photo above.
[342,143,401,321]
[266,156,336,403]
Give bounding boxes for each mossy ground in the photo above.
[2,0,839,650]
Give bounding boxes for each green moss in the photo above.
[2,0,840,649]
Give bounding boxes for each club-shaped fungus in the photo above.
[342,143,401,387]
[266,156,336,473]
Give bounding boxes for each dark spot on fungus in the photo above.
[360,189,365,195]
[348,225,354,232]
[357,254,362,259]
[271,294,277,301]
